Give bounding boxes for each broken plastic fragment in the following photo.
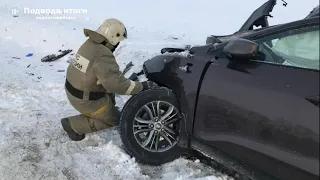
[26,53,33,57]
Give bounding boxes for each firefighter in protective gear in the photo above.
[61,18,157,141]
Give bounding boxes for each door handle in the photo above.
[305,95,319,106]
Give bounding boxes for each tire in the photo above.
[119,87,184,165]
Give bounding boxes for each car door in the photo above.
[193,23,319,180]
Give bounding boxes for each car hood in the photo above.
[238,0,277,32]
[306,5,319,18]
[213,30,257,42]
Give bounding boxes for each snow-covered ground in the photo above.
[0,0,318,179]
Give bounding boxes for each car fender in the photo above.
[142,51,212,147]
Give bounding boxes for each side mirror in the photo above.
[223,38,259,60]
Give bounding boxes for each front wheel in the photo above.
[119,87,185,165]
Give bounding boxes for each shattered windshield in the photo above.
[262,28,319,70]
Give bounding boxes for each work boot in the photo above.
[61,118,85,141]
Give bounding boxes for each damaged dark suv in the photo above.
[119,1,319,180]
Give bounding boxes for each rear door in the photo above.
[193,23,319,180]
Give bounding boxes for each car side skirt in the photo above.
[190,138,275,180]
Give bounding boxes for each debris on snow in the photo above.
[123,61,134,75]
[26,53,33,57]
[169,36,179,40]
[41,49,72,62]
[57,70,65,72]
[41,54,56,62]
[12,57,21,59]
[165,36,179,41]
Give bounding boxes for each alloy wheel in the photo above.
[133,101,180,152]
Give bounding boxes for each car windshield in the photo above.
[263,29,319,70]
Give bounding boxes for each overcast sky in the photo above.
[1,0,319,36]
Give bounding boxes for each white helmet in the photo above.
[84,18,127,45]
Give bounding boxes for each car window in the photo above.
[255,26,319,70]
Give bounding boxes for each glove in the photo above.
[141,81,158,90]
[128,73,139,81]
